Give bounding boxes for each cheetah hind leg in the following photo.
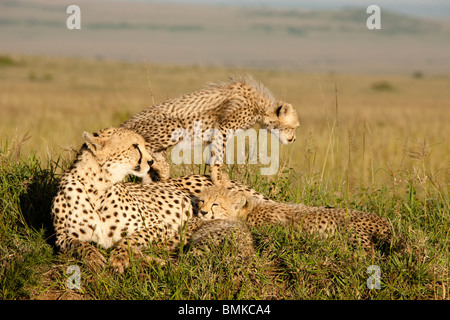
[345,228,376,255]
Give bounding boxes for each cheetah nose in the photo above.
[148,160,154,166]
[288,137,296,143]
[200,210,208,216]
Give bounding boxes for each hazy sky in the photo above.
[3,0,449,73]
[135,0,450,18]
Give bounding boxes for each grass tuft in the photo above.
[0,143,447,299]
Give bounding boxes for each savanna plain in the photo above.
[0,54,448,300]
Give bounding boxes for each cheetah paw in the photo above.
[129,250,168,268]
[84,248,108,271]
[142,255,167,268]
[109,253,130,274]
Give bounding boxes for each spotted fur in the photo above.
[197,186,393,252]
[120,74,300,183]
[51,128,268,272]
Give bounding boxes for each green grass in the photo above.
[0,140,448,300]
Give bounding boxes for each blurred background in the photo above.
[2,0,450,73]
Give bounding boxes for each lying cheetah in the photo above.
[51,128,267,272]
[197,186,393,252]
[120,74,300,183]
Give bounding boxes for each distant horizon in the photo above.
[2,0,449,74]
[12,0,450,19]
[129,0,450,19]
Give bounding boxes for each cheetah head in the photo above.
[82,127,154,183]
[263,102,300,145]
[197,186,248,220]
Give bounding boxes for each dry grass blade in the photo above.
[13,131,32,162]
[141,52,155,106]
[404,138,430,160]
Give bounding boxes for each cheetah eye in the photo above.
[132,143,139,150]
[197,200,204,205]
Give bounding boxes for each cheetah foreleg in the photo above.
[143,150,171,183]
[109,230,176,273]
[58,236,107,271]
[109,245,166,273]
[209,129,231,186]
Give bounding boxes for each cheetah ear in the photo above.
[83,131,106,152]
[275,103,292,118]
[232,195,247,211]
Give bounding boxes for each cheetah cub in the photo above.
[120,74,299,183]
[197,186,392,252]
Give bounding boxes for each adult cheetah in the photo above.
[51,128,267,272]
[197,186,393,252]
[120,74,300,183]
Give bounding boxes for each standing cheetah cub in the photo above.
[197,186,392,252]
[120,74,299,183]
